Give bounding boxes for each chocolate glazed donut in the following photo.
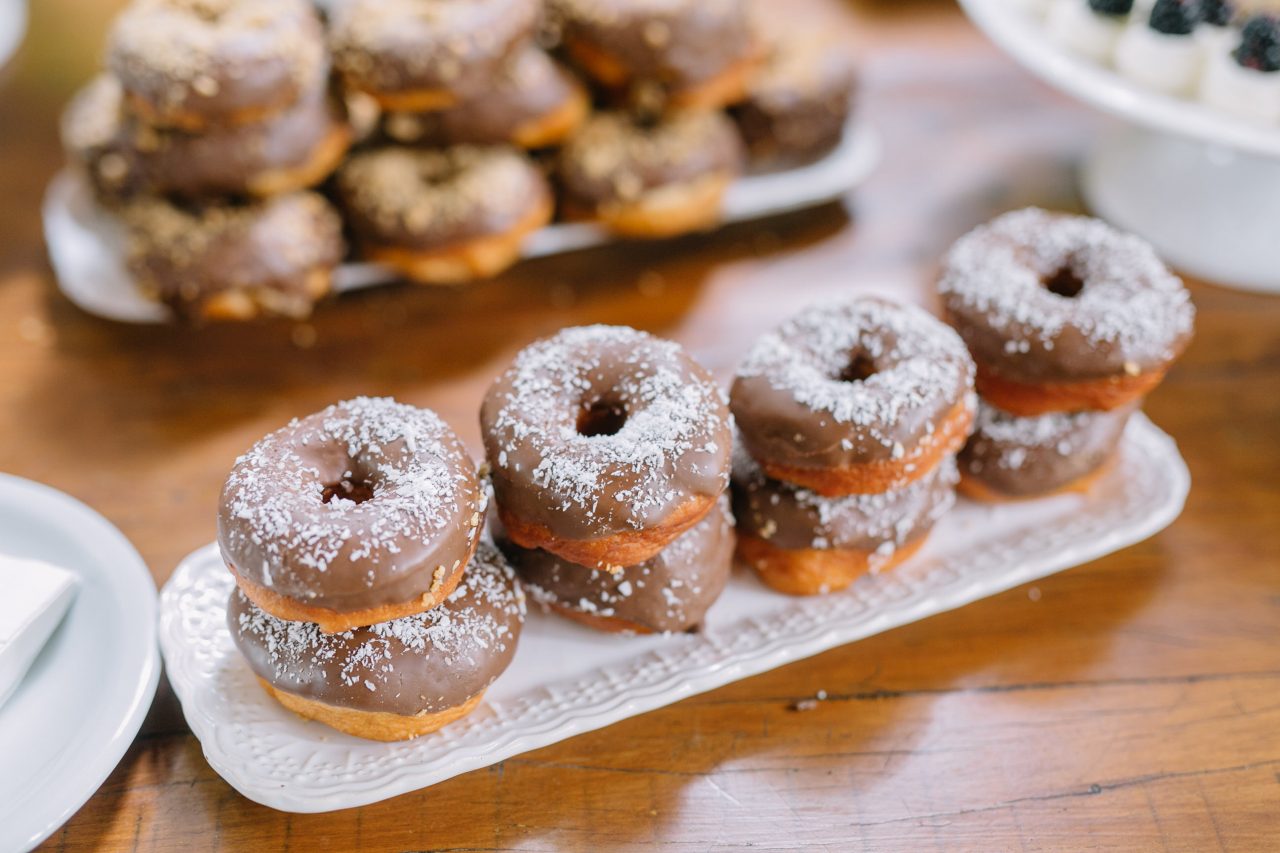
[501,496,734,634]
[733,448,958,596]
[108,0,327,130]
[731,297,976,496]
[122,191,345,321]
[218,397,485,633]
[229,541,525,742]
[550,0,760,110]
[329,0,541,111]
[938,208,1195,416]
[62,74,352,202]
[958,400,1134,501]
[335,145,553,284]
[481,325,733,570]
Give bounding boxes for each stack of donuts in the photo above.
[728,297,978,596]
[61,0,351,320]
[938,208,1195,501]
[480,325,736,634]
[217,396,526,741]
[59,0,858,321]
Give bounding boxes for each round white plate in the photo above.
[960,0,1280,159]
[43,123,880,323]
[0,474,160,853]
[162,416,1187,813]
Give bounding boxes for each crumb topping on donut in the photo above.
[483,325,732,536]
[219,397,481,598]
[231,541,524,709]
[736,298,974,452]
[939,208,1195,371]
[962,400,1132,477]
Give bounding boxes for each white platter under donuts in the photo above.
[42,121,879,324]
[159,414,1188,813]
[960,0,1280,293]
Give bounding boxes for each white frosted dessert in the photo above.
[1049,0,1135,62]
[1009,0,1053,19]
[1200,15,1280,122]
[1197,1,1242,53]
[1115,0,1205,94]
[0,555,78,709]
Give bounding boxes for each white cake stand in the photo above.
[961,0,1280,294]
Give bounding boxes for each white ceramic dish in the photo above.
[160,414,1188,814]
[0,474,160,852]
[42,123,880,324]
[960,0,1280,293]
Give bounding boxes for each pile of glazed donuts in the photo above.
[219,207,1194,742]
[59,0,857,321]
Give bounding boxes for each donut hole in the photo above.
[321,477,376,505]
[837,353,878,384]
[577,400,628,438]
[1043,265,1086,299]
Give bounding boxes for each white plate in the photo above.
[0,0,26,71]
[43,124,881,324]
[960,0,1280,160]
[160,414,1188,814]
[0,474,160,852]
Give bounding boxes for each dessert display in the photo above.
[334,146,554,284]
[938,207,1195,416]
[481,325,733,570]
[0,555,78,710]
[218,397,485,634]
[229,541,525,742]
[121,192,345,320]
[1011,0,1280,126]
[218,397,520,741]
[728,298,975,595]
[557,111,745,238]
[55,0,862,321]
[730,298,976,496]
[548,0,760,111]
[501,496,734,634]
[939,208,1194,500]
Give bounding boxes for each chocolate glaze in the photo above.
[218,397,484,616]
[62,74,349,202]
[731,298,975,473]
[329,0,539,99]
[558,110,744,211]
[939,208,1196,383]
[107,0,326,127]
[481,325,733,542]
[122,191,344,319]
[550,0,755,94]
[959,400,1133,496]
[336,145,552,251]
[229,541,525,716]
[381,48,585,148]
[732,446,958,555]
[733,30,856,166]
[500,497,733,634]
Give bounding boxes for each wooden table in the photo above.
[2,1,1277,850]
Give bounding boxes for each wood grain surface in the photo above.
[1,1,1277,850]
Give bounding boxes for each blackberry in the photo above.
[1200,0,1234,28]
[1234,15,1280,72]
[1089,0,1135,16]
[1149,0,1200,35]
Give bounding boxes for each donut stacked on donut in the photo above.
[482,325,735,633]
[939,208,1195,500]
[730,298,976,595]
[60,0,350,319]
[219,397,525,740]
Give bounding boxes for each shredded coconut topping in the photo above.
[939,208,1195,365]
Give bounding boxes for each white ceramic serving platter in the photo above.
[960,0,1280,160]
[0,474,160,852]
[159,414,1188,814]
[43,123,880,324]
